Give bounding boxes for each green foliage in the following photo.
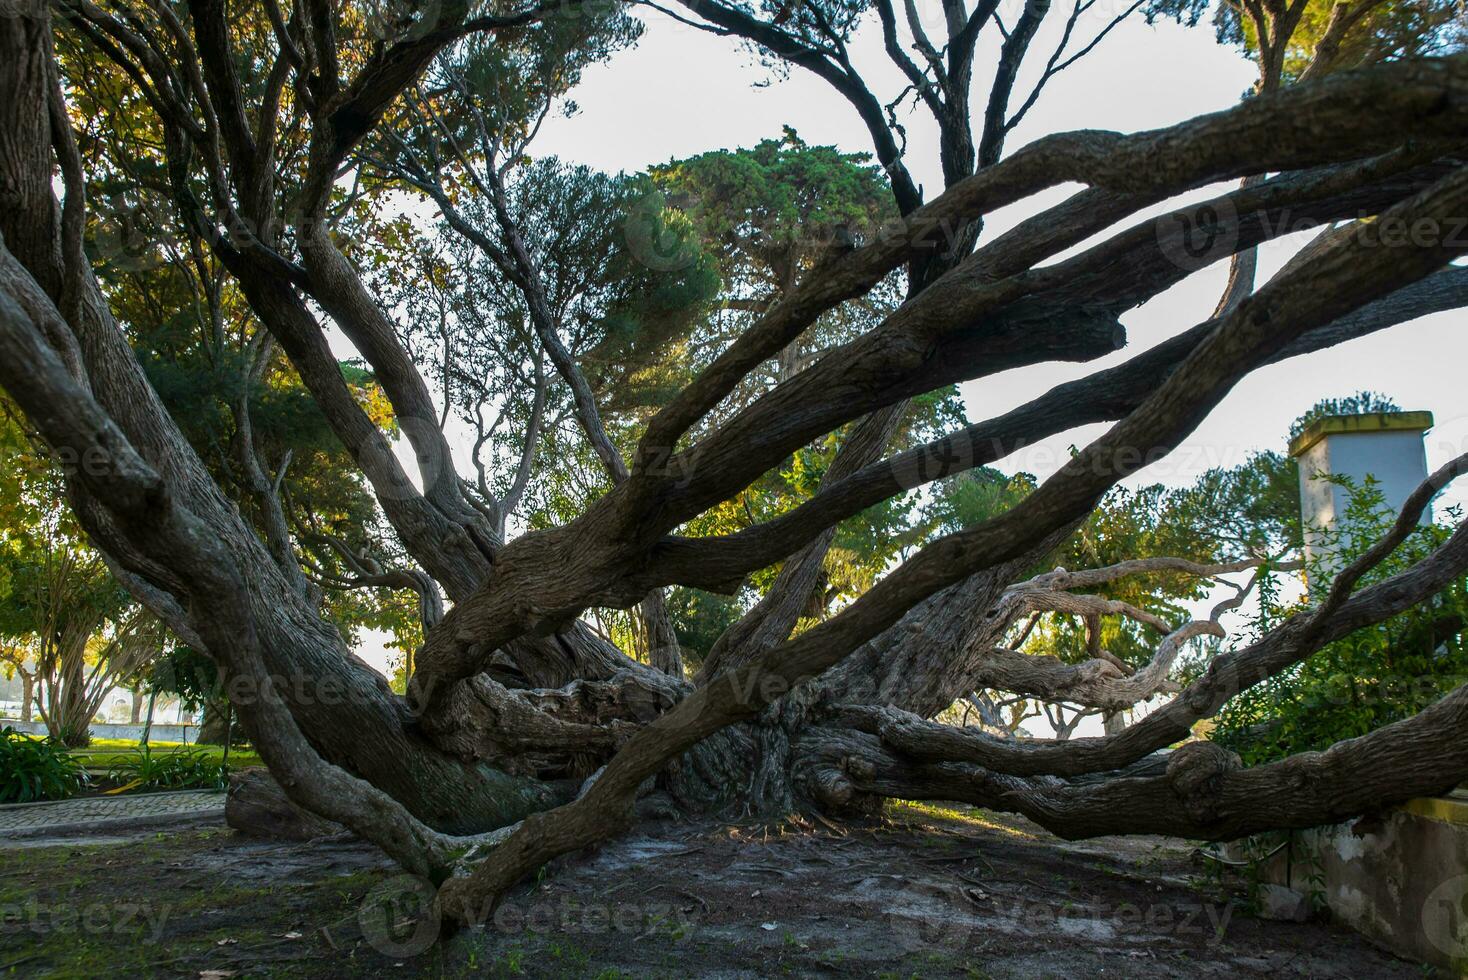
[925,468,1037,535]
[509,162,722,419]
[0,399,156,744]
[1289,389,1401,439]
[1019,393,1423,676]
[93,195,421,655]
[927,461,1275,672]
[389,0,641,165]
[921,391,1459,743]
[0,401,125,644]
[1164,450,1301,559]
[365,156,723,530]
[1212,478,1468,765]
[1042,484,1224,666]
[0,728,87,803]
[663,587,743,670]
[144,647,220,712]
[646,130,909,422]
[144,648,252,749]
[56,35,422,658]
[451,4,641,142]
[649,128,897,279]
[105,746,229,791]
[1214,0,1465,83]
[458,136,965,630]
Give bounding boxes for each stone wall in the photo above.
[0,719,199,743]
[1262,793,1468,969]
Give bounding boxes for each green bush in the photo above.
[1212,477,1468,765]
[106,746,228,791]
[0,727,88,803]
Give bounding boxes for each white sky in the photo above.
[355,6,1466,712]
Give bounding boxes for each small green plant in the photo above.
[0,726,88,802]
[106,746,228,791]
[1213,477,1468,765]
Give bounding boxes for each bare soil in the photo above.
[0,801,1432,977]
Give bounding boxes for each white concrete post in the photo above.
[1290,411,1434,574]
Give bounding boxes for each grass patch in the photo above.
[68,740,262,770]
[886,800,1038,839]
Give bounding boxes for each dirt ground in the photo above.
[0,801,1433,978]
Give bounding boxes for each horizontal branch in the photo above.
[634,55,1468,474]
[850,458,1468,776]
[940,556,1289,709]
[420,673,669,774]
[799,696,1468,841]
[657,253,1468,592]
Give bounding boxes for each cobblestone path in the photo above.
[0,790,224,834]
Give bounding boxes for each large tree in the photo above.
[1,0,1468,927]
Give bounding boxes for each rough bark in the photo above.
[226,766,343,841]
[20,672,34,724]
[802,689,1468,844]
[419,151,1468,702]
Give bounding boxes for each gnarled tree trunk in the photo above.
[4,2,1468,934]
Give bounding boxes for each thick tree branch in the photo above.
[662,255,1468,590]
[857,455,1468,776]
[432,163,1468,920]
[635,56,1468,472]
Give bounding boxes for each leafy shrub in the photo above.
[1212,477,1468,765]
[0,727,88,803]
[106,747,228,791]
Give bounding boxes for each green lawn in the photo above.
[68,738,263,770]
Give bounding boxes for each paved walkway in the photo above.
[0,790,224,835]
